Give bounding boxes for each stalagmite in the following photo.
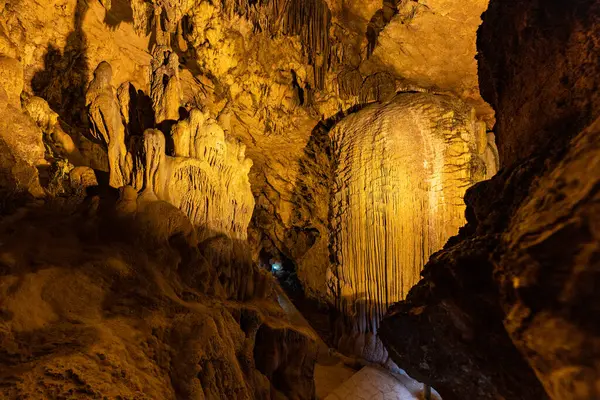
[155,110,254,239]
[328,92,489,361]
[140,128,167,199]
[149,46,183,125]
[85,62,130,188]
[135,46,254,239]
[134,116,254,239]
[84,52,255,240]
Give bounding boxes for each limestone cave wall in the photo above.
[0,0,497,297]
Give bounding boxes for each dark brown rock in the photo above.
[381,1,600,399]
[477,0,600,167]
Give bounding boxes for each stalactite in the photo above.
[328,92,488,361]
[149,46,183,125]
[221,0,331,89]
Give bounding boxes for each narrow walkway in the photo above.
[275,287,357,399]
[324,366,441,400]
[274,286,441,400]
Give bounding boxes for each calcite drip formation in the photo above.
[85,47,254,240]
[326,93,498,361]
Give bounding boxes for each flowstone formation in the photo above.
[327,92,493,362]
[85,50,254,240]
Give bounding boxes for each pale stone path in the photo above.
[324,366,442,400]
[274,287,441,400]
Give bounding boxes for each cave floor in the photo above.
[275,287,432,399]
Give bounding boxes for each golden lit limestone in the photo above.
[149,46,183,124]
[23,96,84,165]
[328,92,487,348]
[138,113,254,240]
[86,50,254,239]
[85,62,131,188]
[0,55,45,196]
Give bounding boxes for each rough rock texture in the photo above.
[500,118,600,400]
[361,0,493,120]
[0,0,497,307]
[380,1,600,399]
[328,92,491,362]
[0,54,45,198]
[84,51,255,240]
[0,197,317,399]
[477,0,600,167]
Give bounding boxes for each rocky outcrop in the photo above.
[499,118,600,400]
[380,1,600,399]
[0,197,317,399]
[477,0,600,167]
[328,92,491,362]
[84,49,255,240]
[0,55,45,198]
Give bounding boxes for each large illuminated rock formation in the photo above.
[86,62,131,188]
[84,55,254,240]
[328,92,491,361]
[139,121,254,240]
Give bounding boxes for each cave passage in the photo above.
[0,0,597,399]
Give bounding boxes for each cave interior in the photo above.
[0,0,598,399]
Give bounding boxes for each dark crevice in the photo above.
[291,69,305,106]
[31,0,89,132]
[366,0,403,58]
